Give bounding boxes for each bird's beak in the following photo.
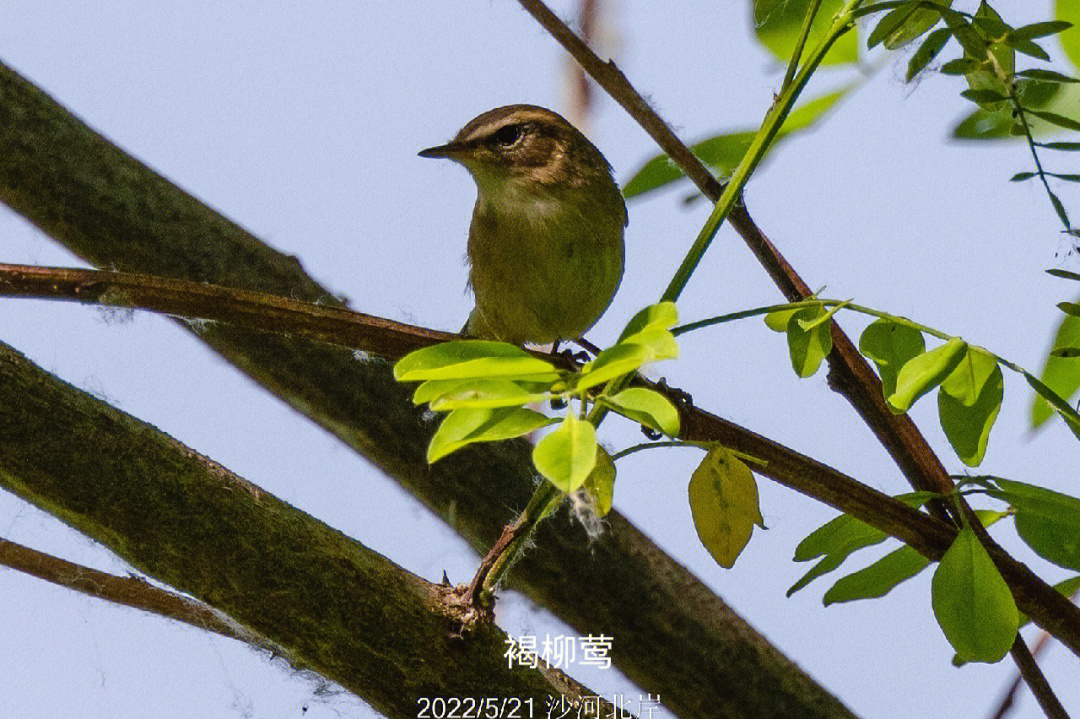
[418,141,467,159]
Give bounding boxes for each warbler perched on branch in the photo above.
[419,104,626,346]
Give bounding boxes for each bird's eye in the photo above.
[490,124,523,147]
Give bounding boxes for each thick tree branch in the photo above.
[0,342,612,718]
[0,58,854,718]
[4,261,1078,658]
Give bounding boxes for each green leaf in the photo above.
[1028,109,1080,131]
[1026,367,1080,440]
[1016,68,1079,83]
[623,87,851,198]
[619,327,679,361]
[1058,0,1080,69]
[395,340,557,382]
[907,27,952,80]
[1010,171,1037,182]
[1033,307,1080,429]
[617,302,678,343]
[1009,20,1073,42]
[532,413,598,493]
[1041,141,1080,151]
[425,379,551,411]
[754,0,858,65]
[583,446,616,516]
[938,365,1004,466]
[414,378,556,407]
[788,491,938,596]
[765,306,802,332]
[940,58,980,75]
[1052,347,1080,358]
[823,545,930,605]
[1059,301,1080,317]
[427,407,555,463]
[688,447,764,569]
[600,388,681,437]
[577,343,652,392]
[940,346,998,406]
[932,528,1018,663]
[888,338,968,412]
[787,306,833,378]
[955,573,1080,666]
[859,319,927,398]
[960,88,1007,105]
[869,1,952,51]
[989,478,1080,572]
[1048,268,1080,280]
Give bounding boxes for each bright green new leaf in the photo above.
[859,319,926,398]
[533,413,598,493]
[577,343,653,392]
[888,337,968,412]
[823,545,930,605]
[619,328,679,362]
[601,388,681,437]
[688,447,764,569]
[427,407,555,463]
[395,340,558,382]
[932,528,1018,663]
[765,307,801,332]
[1032,309,1080,428]
[426,379,551,411]
[754,0,858,66]
[623,87,851,199]
[617,302,678,343]
[1058,0,1080,69]
[788,492,939,596]
[989,478,1080,572]
[583,446,616,517]
[938,365,1003,467]
[786,306,833,378]
[940,346,998,406]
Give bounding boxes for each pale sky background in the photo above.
[1,2,1078,718]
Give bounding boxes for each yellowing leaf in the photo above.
[688,447,764,568]
[583,446,616,517]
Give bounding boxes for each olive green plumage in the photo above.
[420,104,626,346]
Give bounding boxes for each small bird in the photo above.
[419,104,626,346]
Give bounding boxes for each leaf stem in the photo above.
[781,0,826,93]
[659,0,860,303]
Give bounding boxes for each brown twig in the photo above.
[0,537,273,651]
[3,261,1079,657]
[0,262,455,360]
[1002,636,1070,719]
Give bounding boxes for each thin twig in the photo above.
[781,0,825,93]
[1003,636,1070,719]
[0,537,275,651]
